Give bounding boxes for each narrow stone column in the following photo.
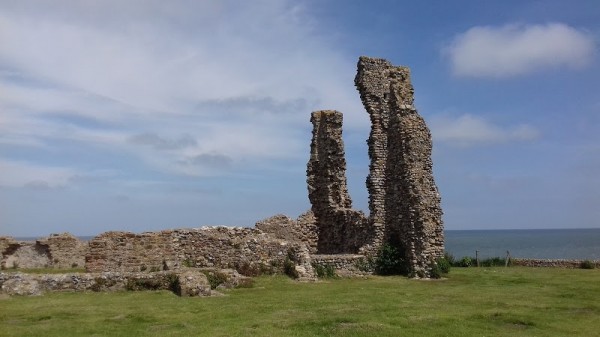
[307,110,367,254]
[355,57,414,253]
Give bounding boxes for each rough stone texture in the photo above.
[0,234,88,270]
[354,56,444,276]
[255,211,318,254]
[85,227,316,281]
[307,110,369,254]
[2,242,51,269]
[38,233,88,269]
[311,254,373,277]
[511,259,600,268]
[0,270,214,297]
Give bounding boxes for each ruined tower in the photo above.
[307,110,368,254]
[355,56,444,276]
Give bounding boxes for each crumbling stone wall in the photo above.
[254,211,318,254]
[38,233,87,269]
[0,234,88,270]
[84,227,313,280]
[354,56,444,276]
[306,110,369,254]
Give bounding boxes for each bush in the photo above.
[283,257,299,279]
[374,244,408,276]
[429,257,451,279]
[480,257,507,267]
[125,278,163,291]
[457,256,473,267]
[580,260,595,269]
[354,257,375,272]
[312,263,336,279]
[203,271,229,289]
[436,257,451,274]
[444,252,455,266]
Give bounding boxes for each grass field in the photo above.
[1,267,599,336]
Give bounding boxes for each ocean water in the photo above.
[444,228,600,260]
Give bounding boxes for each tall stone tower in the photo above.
[307,110,368,254]
[355,56,444,277]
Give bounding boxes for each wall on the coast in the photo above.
[511,258,600,268]
[84,226,315,280]
[0,233,87,270]
[311,254,372,277]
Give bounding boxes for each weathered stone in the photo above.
[0,234,88,270]
[355,56,444,277]
[306,110,369,254]
[177,269,211,296]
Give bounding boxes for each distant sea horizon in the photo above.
[11,228,600,260]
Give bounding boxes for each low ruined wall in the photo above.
[38,233,87,269]
[511,258,600,268]
[85,227,306,276]
[0,270,216,297]
[0,233,88,270]
[311,254,372,277]
[254,212,318,254]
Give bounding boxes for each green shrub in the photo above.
[436,257,451,274]
[354,257,375,272]
[374,244,408,276]
[125,278,163,291]
[580,260,595,269]
[444,252,455,266]
[283,257,299,279]
[429,265,442,279]
[312,263,336,279]
[203,271,229,289]
[457,256,473,267]
[480,257,507,267]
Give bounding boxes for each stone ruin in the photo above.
[0,56,445,297]
[307,56,444,276]
[307,110,369,254]
[0,233,86,270]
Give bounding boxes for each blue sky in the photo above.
[1,0,598,236]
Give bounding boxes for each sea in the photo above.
[444,228,600,260]
[13,228,600,260]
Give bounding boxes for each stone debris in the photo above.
[0,269,215,297]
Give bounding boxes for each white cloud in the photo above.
[0,160,76,188]
[430,114,540,145]
[445,23,596,78]
[0,1,367,183]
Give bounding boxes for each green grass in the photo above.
[1,267,599,336]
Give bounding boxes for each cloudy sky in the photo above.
[1,0,598,236]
